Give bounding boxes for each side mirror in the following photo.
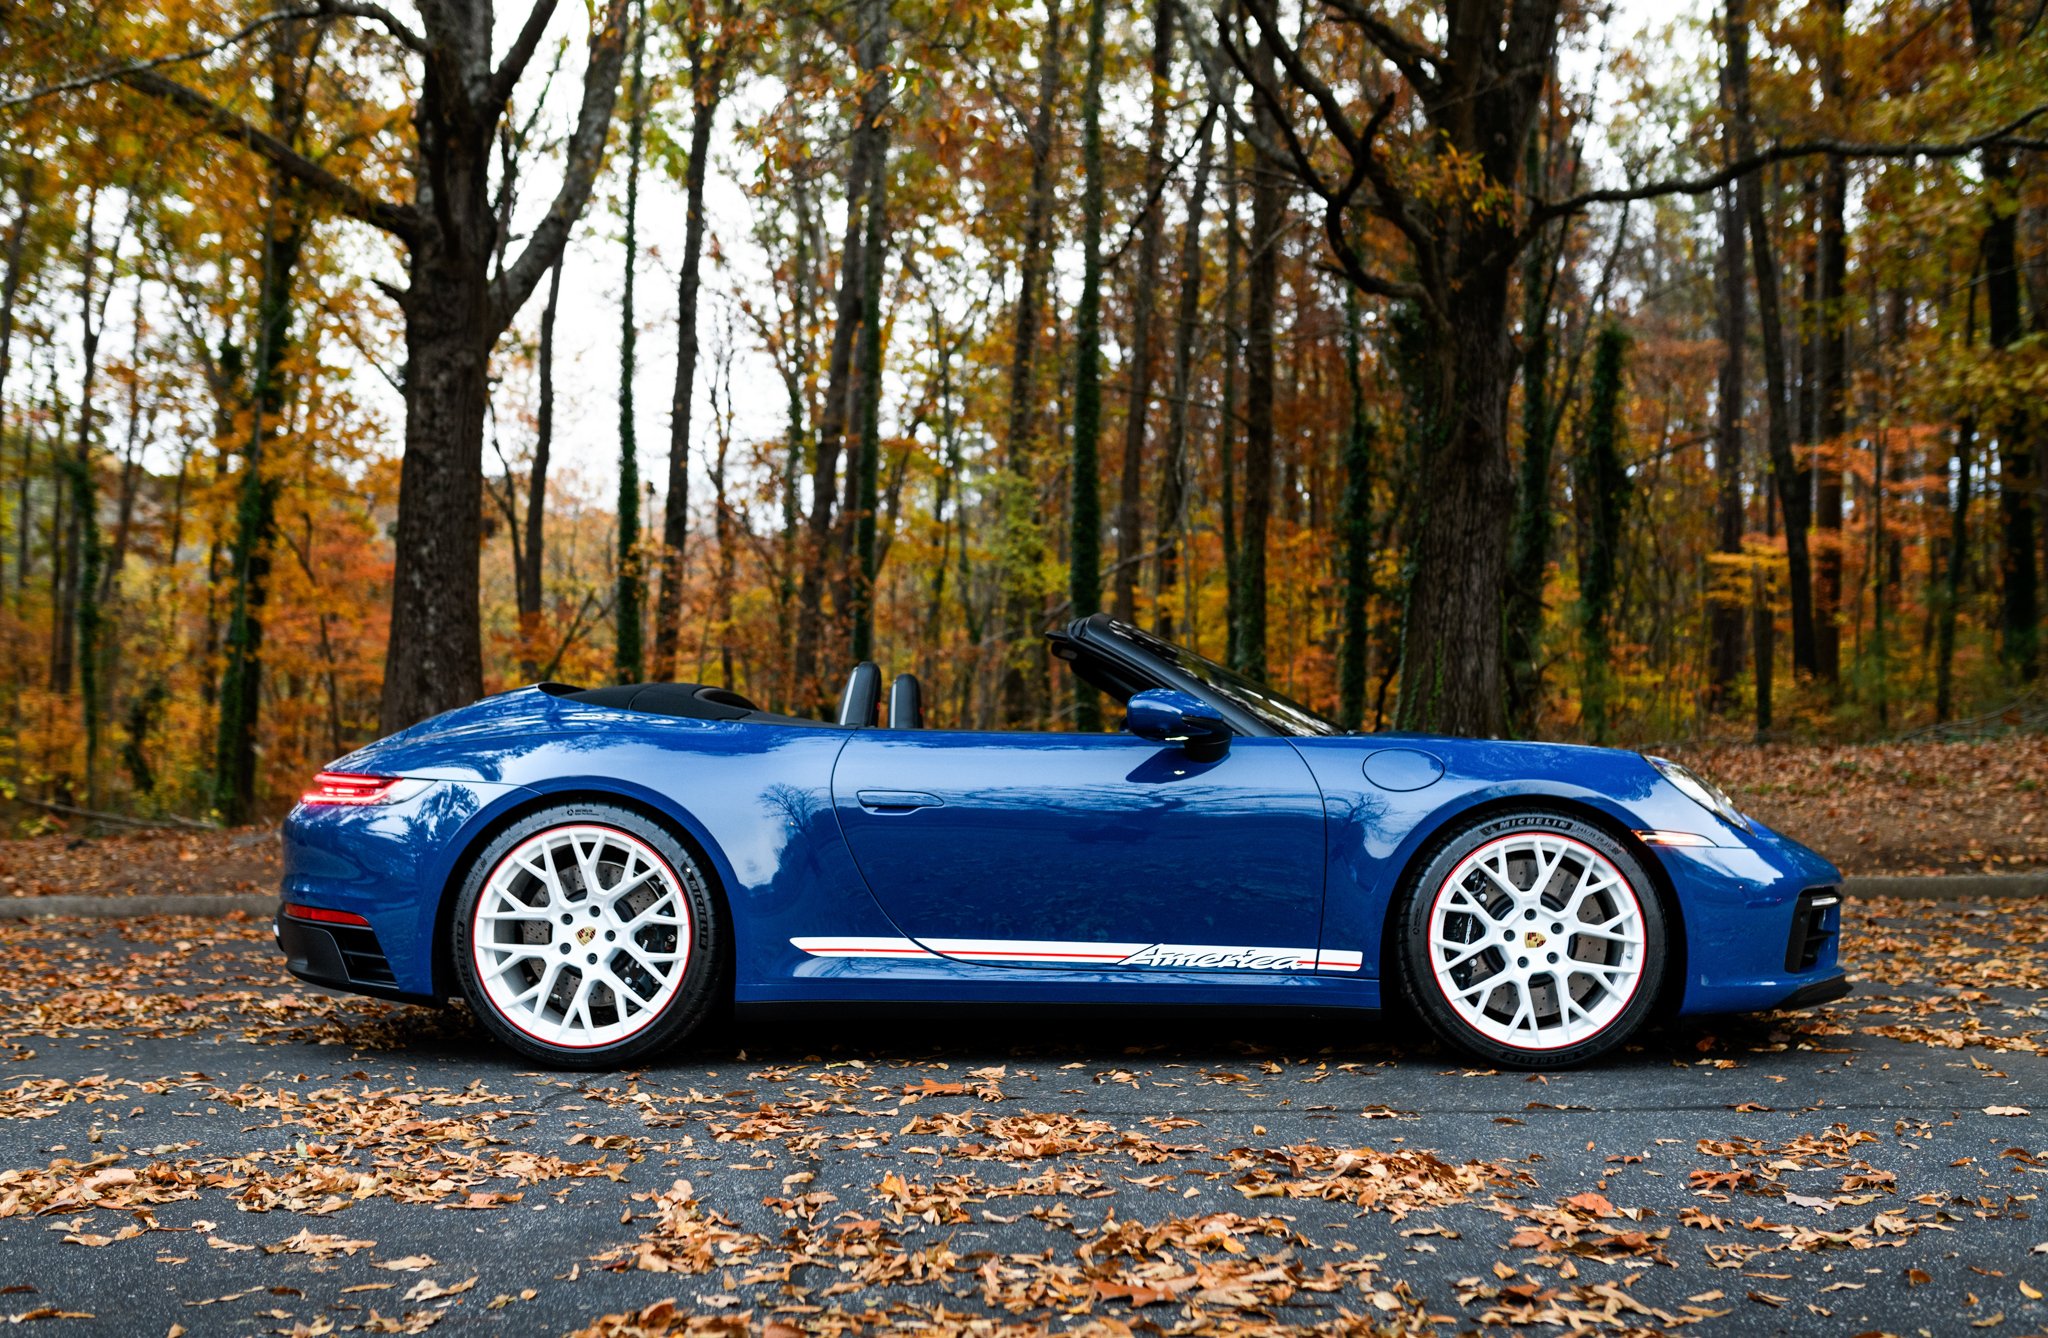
[1123,689,1231,761]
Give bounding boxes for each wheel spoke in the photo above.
[1433,936,1491,969]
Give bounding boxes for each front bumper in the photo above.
[1658,818,1849,1015]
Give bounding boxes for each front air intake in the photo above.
[1784,887,1841,973]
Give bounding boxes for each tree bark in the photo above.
[997,0,1064,728]
[1338,284,1373,729]
[1154,106,1214,643]
[1504,198,1556,733]
[1112,0,1174,625]
[0,170,28,600]
[1728,19,1817,677]
[793,0,889,710]
[1971,0,2038,679]
[1574,325,1631,744]
[1067,0,1108,727]
[849,126,890,663]
[215,19,312,824]
[517,255,562,681]
[1709,197,1748,705]
[1218,117,1241,664]
[1236,22,1281,680]
[614,1,648,684]
[655,0,739,680]
[1810,0,1849,687]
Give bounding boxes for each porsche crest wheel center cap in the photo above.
[1524,930,1546,948]
[575,926,597,947]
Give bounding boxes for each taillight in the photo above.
[282,903,372,927]
[301,772,406,806]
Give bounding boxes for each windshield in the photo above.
[1099,621,1345,737]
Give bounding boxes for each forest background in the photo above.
[0,0,2044,827]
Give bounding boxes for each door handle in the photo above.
[856,789,945,813]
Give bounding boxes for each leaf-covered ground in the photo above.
[0,899,2042,1336]
[0,826,282,899]
[1670,737,2048,876]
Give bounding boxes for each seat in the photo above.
[837,661,882,727]
[888,673,923,729]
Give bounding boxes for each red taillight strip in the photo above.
[302,772,402,806]
[283,903,372,927]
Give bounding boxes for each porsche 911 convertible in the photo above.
[276,615,1847,1068]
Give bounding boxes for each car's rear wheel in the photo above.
[1397,811,1665,1067]
[452,803,722,1068]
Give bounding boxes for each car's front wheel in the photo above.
[451,803,722,1067]
[1397,811,1666,1067]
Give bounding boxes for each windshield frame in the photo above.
[1081,617,1347,738]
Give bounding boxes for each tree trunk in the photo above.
[216,20,310,824]
[1728,22,1817,678]
[1810,0,1849,686]
[997,0,1064,728]
[1218,119,1241,664]
[1112,0,1173,625]
[0,170,28,600]
[1935,272,1980,723]
[1709,176,1748,707]
[213,201,304,823]
[1067,0,1108,727]
[1394,279,1519,736]
[614,2,648,684]
[1971,0,2038,679]
[793,0,889,710]
[1504,207,1556,733]
[1154,106,1213,643]
[517,255,562,682]
[380,239,494,729]
[69,200,112,804]
[655,5,735,680]
[1236,24,1281,680]
[1574,325,1631,744]
[1338,285,1373,730]
[849,128,890,663]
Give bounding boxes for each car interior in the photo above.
[552,618,1191,733]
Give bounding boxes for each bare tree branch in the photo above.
[121,69,420,239]
[488,0,633,329]
[1323,0,1440,98]
[1529,103,2048,224]
[492,0,560,112]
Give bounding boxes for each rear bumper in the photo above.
[275,908,437,1006]
[277,779,525,999]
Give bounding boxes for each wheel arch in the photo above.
[1374,793,1688,1016]
[429,783,738,1001]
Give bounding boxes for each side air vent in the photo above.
[1784,887,1841,973]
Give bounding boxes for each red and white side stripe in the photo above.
[790,935,1363,972]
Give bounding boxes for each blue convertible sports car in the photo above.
[277,615,1847,1069]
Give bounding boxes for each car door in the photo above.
[828,729,1328,971]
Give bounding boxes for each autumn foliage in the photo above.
[0,0,2044,825]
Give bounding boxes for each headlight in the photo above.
[1645,756,1751,833]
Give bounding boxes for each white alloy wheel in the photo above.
[470,823,694,1050]
[1424,832,1647,1052]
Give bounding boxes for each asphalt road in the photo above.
[0,900,2043,1337]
